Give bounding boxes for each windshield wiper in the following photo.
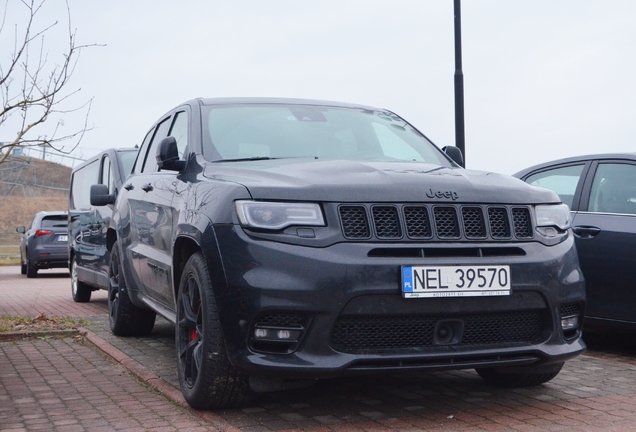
[215,156,276,163]
[215,156,318,163]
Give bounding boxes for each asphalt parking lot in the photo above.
[2,266,636,431]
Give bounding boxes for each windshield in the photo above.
[117,150,138,178]
[202,105,449,166]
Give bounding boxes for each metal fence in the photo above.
[0,146,77,197]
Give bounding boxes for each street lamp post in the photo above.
[454,0,466,166]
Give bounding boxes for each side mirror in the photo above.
[16,226,25,234]
[442,146,464,167]
[157,136,186,172]
[90,184,116,206]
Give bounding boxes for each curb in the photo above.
[78,327,242,432]
[0,328,79,341]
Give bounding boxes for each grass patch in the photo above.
[0,314,86,333]
[0,244,20,265]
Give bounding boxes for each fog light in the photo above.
[253,327,301,341]
[277,330,291,339]
[254,328,269,338]
[561,315,579,331]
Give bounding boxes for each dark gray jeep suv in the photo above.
[91,97,586,410]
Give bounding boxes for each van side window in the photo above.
[70,160,100,210]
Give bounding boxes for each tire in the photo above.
[71,258,92,302]
[176,252,252,410]
[26,254,37,278]
[108,242,156,336]
[476,362,564,387]
[20,255,26,275]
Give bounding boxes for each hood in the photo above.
[203,159,560,204]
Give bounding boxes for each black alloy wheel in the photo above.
[108,241,156,336]
[176,253,252,410]
[71,258,92,302]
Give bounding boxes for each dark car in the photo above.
[514,153,636,331]
[68,148,138,302]
[16,211,69,278]
[91,97,585,410]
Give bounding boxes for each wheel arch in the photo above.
[173,236,202,301]
[172,226,227,306]
[68,247,75,271]
[106,228,118,252]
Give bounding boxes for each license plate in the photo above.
[57,235,68,242]
[402,265,511,298]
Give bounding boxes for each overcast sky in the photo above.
[3,1,636,175]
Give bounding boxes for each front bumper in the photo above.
[209,225,585,380]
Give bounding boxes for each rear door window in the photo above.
[588,163,636,215]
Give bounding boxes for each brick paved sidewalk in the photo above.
[0,266,107,317]
[0,337,213,431]
[4,265,636,431]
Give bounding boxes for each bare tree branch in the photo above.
[0,0,100,164]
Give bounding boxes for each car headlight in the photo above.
[535,204,571,230]
[235,201,325,230]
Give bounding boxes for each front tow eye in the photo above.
[433,319,464,345]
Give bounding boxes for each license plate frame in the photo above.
[402,265,511,298]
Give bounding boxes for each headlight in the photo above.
[535,204,571,230]
[235,201,325,230]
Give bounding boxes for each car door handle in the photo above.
[141,183,154,192]
[572,226,601,238]
[124,183,134,191]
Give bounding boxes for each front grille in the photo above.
[512,208,532,238]
[559,303,581,318]
[462,207,487,238]
[372,206,401,238]
[339,204,533,242]
[254,312,305,328]
[330,310,545,353]
[433,207,460,238]
[340,206,370,239]
[488,207,511,238]
[404,206,432,238]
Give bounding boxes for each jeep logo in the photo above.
[426,188,459,200]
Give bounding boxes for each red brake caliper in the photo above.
[189,297,200,341]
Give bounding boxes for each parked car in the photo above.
[91,97,585,410]
[514,153,636,331]
[68,148,138,302]
[16,211,69,278]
